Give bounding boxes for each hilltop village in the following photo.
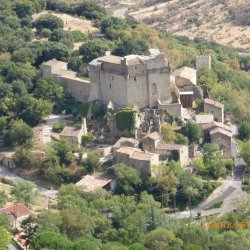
[40,50,233,180]
[0,0,249,249]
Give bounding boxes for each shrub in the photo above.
[53,122,66,133]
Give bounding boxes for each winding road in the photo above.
[0,164,58,198]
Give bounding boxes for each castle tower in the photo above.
[196,55,211,76]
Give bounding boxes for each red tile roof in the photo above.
[0,203,30,219]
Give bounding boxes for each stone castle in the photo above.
[42,49,172,110]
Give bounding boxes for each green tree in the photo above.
[142,228,183,250]
[238,121,250,141]
[72,240,100,250]
[0,116,7,134]
[211,231,250,250]
[0,191,7,207]
[34,77,63,102]
[13,0,35,18]
[7,119,33,148]
[11,180,37,206]
[31,231,73,250]
[83,151,101,173]
[0,226,11,250]
[33,14,64,32]
[114,38,149,57]
[16,96,52,126]
[161,124,176,143]
[102,242,128,250]
[241,140,250,171]
[11,48,35,64]
[113,163,142,195]
[79,39,111,63]
[174,133,189,145]
[50,140,73,166]
[0,214,11,231]
[36,211,63,233]
[14,147,38,168]
[129,243,148,250]
[181,122,201,144]
[150,168,179,207]
[176,225,210,250]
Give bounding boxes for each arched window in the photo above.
[152,83,157,96]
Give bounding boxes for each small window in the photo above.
[135,66,137,69]
[134,77,137,81]
[109,83,111,89]
[112,76,114,81]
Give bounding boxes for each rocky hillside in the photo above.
[104,0,250,53]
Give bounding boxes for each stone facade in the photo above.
[42,59,91,103]
[115,147,159,177]
[142,132,189,167]
[89,51,172,109]
[172,66,197,87]
[210,127,232,158]
[204,98,224,123]
[60,119,87,148]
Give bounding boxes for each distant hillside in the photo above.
[105,0,250,53]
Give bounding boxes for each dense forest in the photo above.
[0,0,250,249]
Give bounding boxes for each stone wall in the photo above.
[210,133,232,158]
[58,76,91,103]
[204,103,224,123]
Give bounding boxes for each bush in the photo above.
[82,133,94,146]
[33,14,64,32]
[53,122,66,133]
[115,108,137,137]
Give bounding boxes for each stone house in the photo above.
[201,121,231,143]
[142,132,189,167]
[204,98,224,123]
[112,137,140,157]
[210,127,232,158]
[172,66,197,87]
[115,147,159,177]
[76,175,115,192]
[59,118,87,148]
[0,203,31,229]
[195,114,214,124]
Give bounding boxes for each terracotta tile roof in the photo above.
[131,151,156,161]
[117,147,157,161]
[76,175,111,191]
[204,98,224,108]
[195,114,214,124]
[0,203,30,219]
[142,132,162,141]
[210,127,232,137]
[202,121,231,132]
[60,126,82,137]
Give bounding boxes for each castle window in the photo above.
[151,83,157,96]
[109,83,111,89]
[135,66,137,69]
[134,77,137,81]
